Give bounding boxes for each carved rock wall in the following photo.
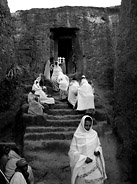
[0,0,15,81]
[114,0,137,180]
[12,6,119,88]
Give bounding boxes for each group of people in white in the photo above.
[0,115,107,184]
[0,59,107,184]
[27,59,95,116]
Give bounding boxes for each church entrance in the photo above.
[50,27,80,75]
[58,38,72,74]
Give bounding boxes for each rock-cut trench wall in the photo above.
[0,0,15,81]
[114,0,137,181]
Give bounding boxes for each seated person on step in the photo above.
[0,145,9,184]
[4,145,34,184]
[32,77,55,108]
[28,90,46,116]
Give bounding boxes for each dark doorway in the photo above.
[58,38,72,74]
[50,27,80,75]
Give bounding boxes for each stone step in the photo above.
[28,118,81,127]
[24,139,71,151]
[23,111,106,127]
[26,126,76,133]
[47,114,83,120]
[53,103,71,109]
[0,142,16,147]
[23,113,85,126]
[24,131,74,140]
[48,109,84,115]
[46,118,85,127]
[24,121,108,141]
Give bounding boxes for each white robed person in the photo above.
[57,72,69,100]
[10,158,33,184]
[5,149,34,184]
[32,78,55,105]
[51,61,63,91]
[68,115,107,184]
[44,60,51,80]
[27,90,45,116]
[77,75,95,111]
[68,77,79,108]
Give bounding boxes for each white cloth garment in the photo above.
[28,92,44,115]
[68,115,107,184]
[10,172,27,184]
[32,80,55,104]
[35,89,55,104]
[32,80,42,92]
[51,62,62,81]
[57,72,69,92]
[44,60,50,80]
[68,80,79,107]
[5,150,34,184]
[77,79,95,111]
[5,150,21,180]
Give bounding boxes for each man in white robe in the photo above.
[77,75,95,111]
[5,148,34,184]
[10,158,31,184]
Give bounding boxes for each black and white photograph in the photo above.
[1,0,136,184]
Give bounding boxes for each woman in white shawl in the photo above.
[27,90,45,116]
[32,79,55,105]
[68,77,79,108]
[77,75,95,111]
[57,72,69,100]
[44,60,51,80]
[51,61,63,91]
[68,115,107,184]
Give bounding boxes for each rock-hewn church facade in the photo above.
[12,6,119,87]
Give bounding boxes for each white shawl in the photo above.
[51,63,62,81]
[10,172,27,184]
[68,80,79,107]
[77,79,95,111]
[68,115,107,184]
[44,60,50,80]
[57,72,69,91]
[32,80,42,92]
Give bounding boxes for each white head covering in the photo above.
[81,75,86,78]
[69,115,107,184]
[32,80,42,91]
[74,115,97,141]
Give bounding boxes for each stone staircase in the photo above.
[24,97,83,147]
[0,87,111,152]
[23,92,109,150]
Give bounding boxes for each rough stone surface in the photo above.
[0,0,15,81]
[12,6,120,88]
[114,0,137,182]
